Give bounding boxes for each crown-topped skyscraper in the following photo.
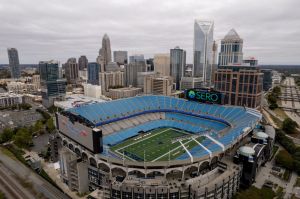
[97,33,112,72]
[218,29,243,66]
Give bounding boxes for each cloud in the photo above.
[0,0,299,65]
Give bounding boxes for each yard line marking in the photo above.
[151,138,194,162]
[116,128,172,151]
[179,140,193,163]
[114,150,137,162]
[192,137,212,158]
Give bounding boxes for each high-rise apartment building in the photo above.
[125,61,146,87]
[154,54,170,76]
[218,29,243,66]
[39,60,66,107]
[64,58,79,84]
[113,51,128,65]
[144,75,173,96]
[193,20,214,87]
[214,65,263,108]
[87,62,100,85]
[99,71,125,93]
[78,55,88,70]
[261,69,273,91]
[98,34,112,72]
[170,47,186,90]
[7,48,21,79]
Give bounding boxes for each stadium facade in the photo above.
[55,95,264,198]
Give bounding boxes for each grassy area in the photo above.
[283,170,291,181]
[0,191,5,199]
[294,177,300,187]
[111,128,205,162]
[0,146,17,160]
[269,113,283,128]
[273,108,289,119]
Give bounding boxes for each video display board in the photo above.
[56,113,102,153]
[185,88,222,104]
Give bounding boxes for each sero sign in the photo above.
[186,89,222,104]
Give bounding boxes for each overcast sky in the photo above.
[0,0,299,65]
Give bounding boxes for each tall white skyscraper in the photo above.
[193,20,214,87]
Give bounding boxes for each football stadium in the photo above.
[56,95,263,198]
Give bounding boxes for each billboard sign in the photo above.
[185,88,222,104]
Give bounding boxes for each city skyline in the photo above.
[0,0,299,65]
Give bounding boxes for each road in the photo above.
[0,148,71,199]
[281,77,300,125]
[0,164,34,199]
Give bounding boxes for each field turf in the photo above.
[110,128,205,162]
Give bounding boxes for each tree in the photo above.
[0,128,14,143]
[33,120,44,133]
[272,86,281,96]
[282,118,298,134]
[46,118,55,132]
[13,128,32,148]
[275,150,294,170]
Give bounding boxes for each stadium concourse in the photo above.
[57,95,262,198]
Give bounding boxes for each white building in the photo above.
[180,77,203,90]
[99,71,125,93]
[83,83,102,99]
[109,87,142,99]
[0,92,23,108]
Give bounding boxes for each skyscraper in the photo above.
[7,48,20,79]
[125,61,146,87]
[193,20,214,86]
[154,54,170,76]
[129,54,145,63]
[98,34,112,72]
[218,29,243,66]
[170,47,186,90]
[113,51,128,65]
[39,60,66,107]
[87,62,100,85]
[78,55,88,70]
[64,58,79,84]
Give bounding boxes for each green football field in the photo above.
[110,128,205,162]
